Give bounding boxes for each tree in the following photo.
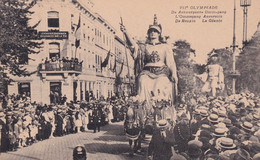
[236,29,260,94]
[173,40,196,101]
[0,0,41,77]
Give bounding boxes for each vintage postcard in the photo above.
[0,0,260,160]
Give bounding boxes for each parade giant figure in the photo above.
[120,15,178,115]
[202,52,224,97]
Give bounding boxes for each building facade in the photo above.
[7,0,134,104]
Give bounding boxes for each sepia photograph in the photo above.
[0,0,260,159]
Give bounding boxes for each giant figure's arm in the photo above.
[165,45,178,97]
[165,45,177,83]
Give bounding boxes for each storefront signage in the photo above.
[39,31,69,39]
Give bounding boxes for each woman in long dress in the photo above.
[120,15,178,115]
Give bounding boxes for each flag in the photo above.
[75,14,81,48]
[118,60,124,76]
[61,39,69,58]
[112,57,117,72]
[101,50,110,68]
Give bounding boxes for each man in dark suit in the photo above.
[0,111,8,152]
[55,110,64,136]
[92,105,101,133]
[148,119,175,160]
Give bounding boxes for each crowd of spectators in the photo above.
[0,93,126,153]
[40,56,83,71]
[147,92,260,160]
[3,91,260,159]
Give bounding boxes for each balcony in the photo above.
[39,61,82,74]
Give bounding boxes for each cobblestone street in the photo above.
[0,122,150,160]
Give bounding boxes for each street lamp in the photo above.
[240,0,251,47]
[229,0,241,95]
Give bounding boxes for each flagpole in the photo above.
[75,47,77,59]
[120,17,132,95]
[74,14,81,59]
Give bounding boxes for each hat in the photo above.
[177,104,185,110]
[241,121,254,132]
[188,140,203,148]
[6,111,12,116]
[194,109,201,115]
[73,145,87,160]
[198,106,208,111]
[200,110,209,117]
[52,105,58,110]
[213,128,227,137]
[211,108,218,114]
[253,114,260,121]
[253,153,260,160]
[201,124,211,130]
[230,148,251,160]
[223,118,233,127]
[216,137,236,149]
[147,14,162,34]
[157,119,169,129]
[249,136,259,143]
[100,101,107,105]
[208,114,219,123]
[127,97,134,103]
[214,123,229,132]
[187,144,202,158]
[170,154,187,160]
[208,96,215,101]
[0,112,5,117]
[218,110,227,117]
[199,130,212,140]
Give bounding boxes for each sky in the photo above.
[90,0,260,64]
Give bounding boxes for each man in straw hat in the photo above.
[230,148,251,160]
[216,137,237,158]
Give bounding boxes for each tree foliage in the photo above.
[173,40,197,101]
[0,0,41,76]
[236,29,260,95]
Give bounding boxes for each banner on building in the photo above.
[101,50,111,68]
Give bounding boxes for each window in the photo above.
[18,82,31,97]
[48,11,59,28]
[50,82,61,104]
[49,42,60,59]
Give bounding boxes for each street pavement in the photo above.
[0,121,151,160]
